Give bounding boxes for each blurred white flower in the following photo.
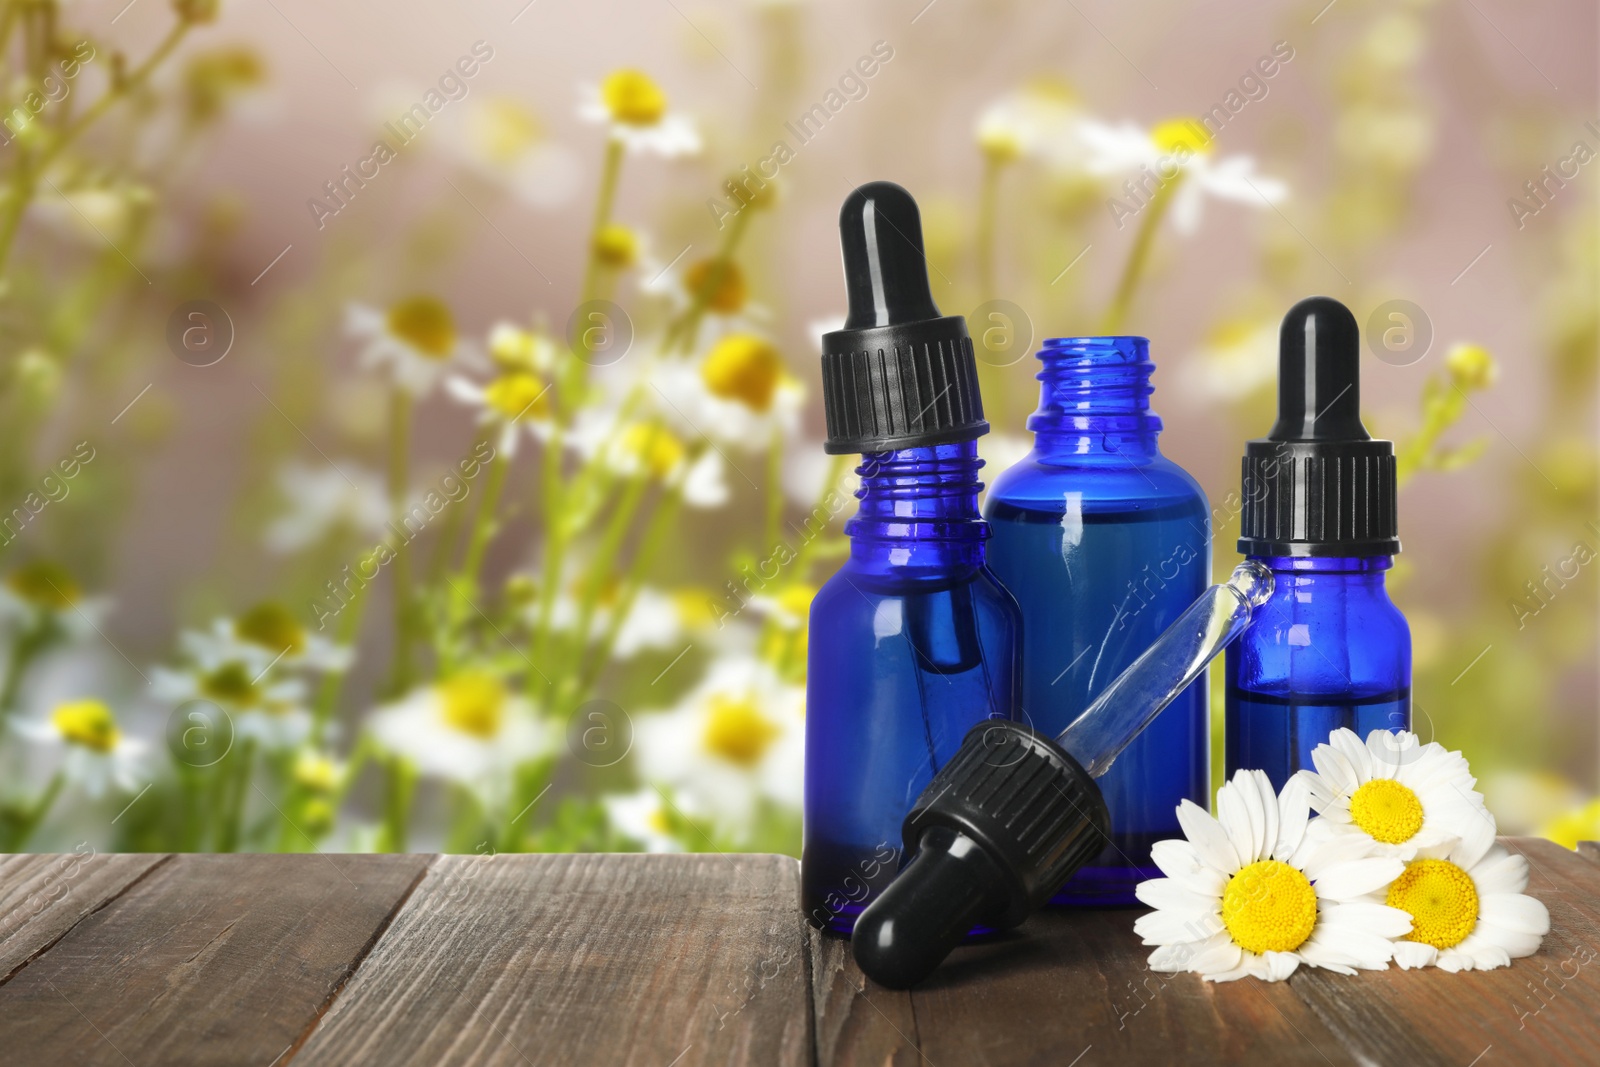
[179,604,353,675]
[265,461,389,554]
[649,335,803,451]
[1079,117,1287,233]
[1180,318,1278,401]
[634,656,804,835]
[346,296,483,397]
[151,658,312,753]
[14,699,144,797]
[444,371,553,458]
[446,95,582,207]
[570,410,730,510]
[579,70,700,158]
[604,787,684,852]
[975,81,1084,165]
[0,561,110,643]
[368,671,554,808]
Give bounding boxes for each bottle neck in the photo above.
[845,441,987,572]
[1028,336,1163,462]
[1253,555,1394,588]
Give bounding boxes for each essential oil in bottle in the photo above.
[984,336,1209,907]
[802,182,1020,937]
[1225,296,1411,789]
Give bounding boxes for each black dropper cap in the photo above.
[851,720,1109,990]
[1238,296,1400,558]
[820,182,988,455]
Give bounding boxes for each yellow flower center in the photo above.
[1152,117,1212,157]
[470,97,542,164]
[386,295,456,359]
[488,324,544,373]
[702,335,783,412]
[234,602,305,655]
[647,807,672,834]
[593,223,638,268]
[1348,778,1425,844]
[438,673,507,739]
[1221,860,1319,955]
[619,423,686,478]
[8,560,79,609]
[601,69,667,126]
[294,752,340,792]
[702,695,781,769]
[777,585,816,619]
[978,126,1024,165]
[51,699,120,752]
[683,258,746,314]
[483,373,549,422]
[1386,858,1479,949]
[201,662,259,705]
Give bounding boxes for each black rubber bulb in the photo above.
[1268,296,1370,443]
[838,181,943,330]
[850,826,1014,990]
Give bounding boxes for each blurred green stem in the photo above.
[1100,177,1179,335]
[215,739,256,853]
[666,208,751,355]
[8,771,63,851]
[764,427,784,552]
[579,137,625,309]
[386,389,415,694]
[0,622,47,715]
[312,592,369,744]
[378,756,416,852]
[455,447,510,613]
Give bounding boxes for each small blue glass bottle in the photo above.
[803,442,1019,935]
[1226,297,1410,788]
[803,181,1020,936]
[984,336,1210,907]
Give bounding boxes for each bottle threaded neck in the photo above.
[1028,336,1163,457]
[846,441,987,545]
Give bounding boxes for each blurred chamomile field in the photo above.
[0,0,1593,857]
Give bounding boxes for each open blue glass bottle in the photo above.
[802,182,1019,936]
[1226,297,1410,788]
[984,336,1210,906]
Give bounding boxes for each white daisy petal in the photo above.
[1311,857,1405,902]
[1177,798,1239,875]
[1391,941,1437,970]
[1478,893,1550,936]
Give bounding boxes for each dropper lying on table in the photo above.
[851,560,1276,989]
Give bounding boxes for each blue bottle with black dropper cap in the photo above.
[802,181,1020,937]
[1226,296,1411,788]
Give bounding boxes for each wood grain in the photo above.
[906,907,1355,1066]
[808,928,921,1066]
[292,852,812,1067]
[0,852,430,1067]
[1288,837,1600,1067]
[0,852,168,980]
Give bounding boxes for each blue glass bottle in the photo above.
[1225,298,1409,787]
[1225,557,1410,790]
[983,336,1210,906]
[803,441,1020,936]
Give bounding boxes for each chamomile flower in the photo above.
[575,412,730,509]
[448,95,581,208]
[14,699,145,797]
[0,560,111,642]
[151,658,312,752]
[974,80,1084,166]
[1080,116,1287,233]
[650,335,804,450]
[1386,835,1549,973]
[1298,728,1491,860]
[444,371,553,457]
[346,295,483,397]
[1134,769,1412,982]
[368,671,554,809]
[180,603,353,675]
[264,461,389,553]
[604,787,685,853]
[634,656,804,836]
[579,69,700,158]
[1180,317,1279,401]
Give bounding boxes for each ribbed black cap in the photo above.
[1238,296,1400,558]
[850,720,1109,989]
[820,182,988,455]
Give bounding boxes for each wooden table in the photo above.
[0,840,1596,1065]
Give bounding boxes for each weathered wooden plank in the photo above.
[1288,837,1600,1067]
[0,852,168,980]
[293,853,811,1067]
[904,907,1356,1066]
[0,853,431,1067]
[808,928,921,1066]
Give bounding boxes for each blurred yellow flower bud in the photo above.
[1446,343,1498,391]
[619,423,687,478]
[8,560,80,610]
[601,70,667,126]
[702,335,783,412]
[52,700,120,752]
[1152,117,1212,157]
[387,296,456,359]
[173,0,220,24]
[293,751,341,793]
[483,373,550,422]
[235,602,306,655]
[684,258,745,314]
[593,223,638,268]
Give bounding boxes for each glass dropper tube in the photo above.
[1056,561,1275,778]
